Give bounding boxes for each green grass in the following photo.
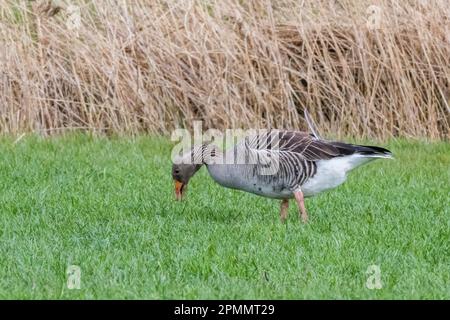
[0,135,448,299]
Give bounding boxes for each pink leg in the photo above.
[294,190,308,223]
[280,199,289,223]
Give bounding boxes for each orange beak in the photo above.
[174,180,185,201]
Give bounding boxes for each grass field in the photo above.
[0,135,448,299]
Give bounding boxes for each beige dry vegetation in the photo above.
[0,0,449,139]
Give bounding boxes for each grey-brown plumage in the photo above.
[172,127,392,223]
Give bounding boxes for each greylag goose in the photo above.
[172,120,392,223]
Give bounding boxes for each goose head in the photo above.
[172,144,208,200]
[172,162,202,200]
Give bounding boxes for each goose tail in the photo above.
[352,145,394,159]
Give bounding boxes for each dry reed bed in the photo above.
[0,0,449,139]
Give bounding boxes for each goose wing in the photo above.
[242,130,354,161]
[276,131,355,160]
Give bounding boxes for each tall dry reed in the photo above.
[0,0,449,139]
